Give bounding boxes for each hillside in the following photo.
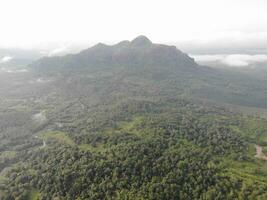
[1,36,267,199]
[29,36,267,109]
[30,36,196,74]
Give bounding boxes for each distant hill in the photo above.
[30,36,267,109]
[30,35,197,74]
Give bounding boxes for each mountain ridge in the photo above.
[28,36,267,109]
[30,36,197,74]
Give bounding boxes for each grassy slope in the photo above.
[40,131,75,146]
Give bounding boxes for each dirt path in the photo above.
[34,135,46,148]
[43,139,46,147]
[255,145,267,160]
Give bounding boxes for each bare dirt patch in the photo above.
[255,145,267,161]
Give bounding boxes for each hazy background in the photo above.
[1,0,267,68]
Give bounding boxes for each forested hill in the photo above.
[30,35,197,75]
[1,36,267,199]
[30,36,267,109]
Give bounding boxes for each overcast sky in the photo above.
[1,0,267,54]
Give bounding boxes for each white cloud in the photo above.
[32,111,47,124]
[0,67,28,73]
[223,55,267,67]
[192,54,267,67]
[47,45,71,57]
[0,56,13,63]
[192,55,224,63]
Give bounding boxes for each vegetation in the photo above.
[1,36,267,199]
[1,98,267,199]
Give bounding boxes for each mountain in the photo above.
[30,35,197,74]
[1,36,267,199]
[30,36,267,108]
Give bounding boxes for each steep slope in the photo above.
[30,36,267,109]
[30,35,197,75]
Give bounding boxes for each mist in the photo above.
[192,54,267,67]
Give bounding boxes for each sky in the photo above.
[1,0,267,66]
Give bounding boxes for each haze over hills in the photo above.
[31,36,197,74]
[29,36,267,109]
[1,36,267,199]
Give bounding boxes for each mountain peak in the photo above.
[131,35,152,47]
[92,42,108,48]
[31,35,198,74]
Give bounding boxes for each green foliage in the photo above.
[27,189,40,200]
[40,131,74,146]
[1,99,267,199]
